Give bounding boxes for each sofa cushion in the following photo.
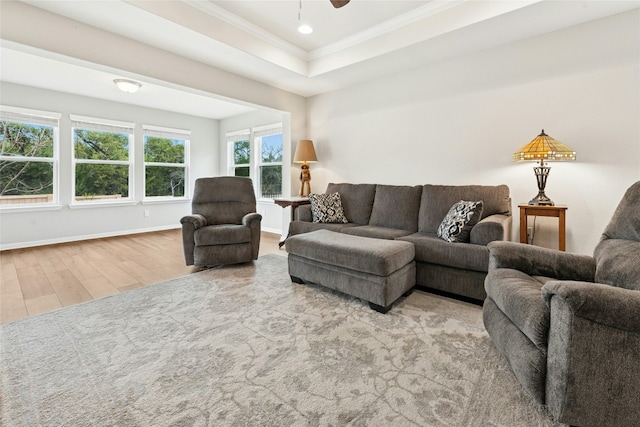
[419,184,510,233]
[288,221,359,236]
[398,232,489,272]
[368,185,422,232]
[594,239,640,291]
[341,225,414,240]
[437,200,483,243]
[326,183,376,225]
[309,192,348,224]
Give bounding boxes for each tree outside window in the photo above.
[0,109,58,206]
[72,118,133,202]
[143,127,189,198]
[258,133,282,199]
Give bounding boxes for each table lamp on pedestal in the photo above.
[293,139,318,197]
[513,129,576,206]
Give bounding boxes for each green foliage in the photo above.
[146,166,184,197]
[144,136,184,163]
[0,121,54,196]
[234,140,250,165]
[75,164,129,198]
[74,129,129,161]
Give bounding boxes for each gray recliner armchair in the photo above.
[181,176,262,267]
[483,181,640,426]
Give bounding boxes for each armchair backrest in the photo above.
[594,181,640,291]
[192,177,256,225]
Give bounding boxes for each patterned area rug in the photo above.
[1,254,563,426]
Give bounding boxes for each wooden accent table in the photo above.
[518,204,567,251]
[273,197,310,247]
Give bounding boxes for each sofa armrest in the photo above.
[487,241,595,281]
[470,214,511,245]
[295,204,313,222]
[542,280,640,332]
[542,280,640,425]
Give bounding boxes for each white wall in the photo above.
[308,10,640,255]
[0,83,219,248]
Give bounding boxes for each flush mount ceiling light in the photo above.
[298,24,313,34]
[114,79,142,93]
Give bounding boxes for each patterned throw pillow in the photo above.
[309,192,349,224]
[437,200,484,243]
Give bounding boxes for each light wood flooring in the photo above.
[0,229,284,324]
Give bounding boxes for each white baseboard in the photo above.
[0,224,181,251]
[1,224,284,251]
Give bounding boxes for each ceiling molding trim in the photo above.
[308,0,466,61]
[185,0,310,60]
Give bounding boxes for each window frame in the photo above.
[226,123,283,201]
[142,125,190,201]
[70,115,134,206]
[0,106,61,211]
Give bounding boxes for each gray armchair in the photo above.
[483,181,640,426]
[181,176,262,267]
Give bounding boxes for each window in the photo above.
[227,124,282,199]
[143,126,190,199]
[0,107,59,207]
[255,127,282,199]
[72,116,133,203]
[228,131,251,178]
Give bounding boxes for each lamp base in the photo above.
[528,192,554,206]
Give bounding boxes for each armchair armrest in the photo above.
[243,212,262,260]
[242,212,262,227]
[542,281,640,332]
[180,214,207,229]
[487,241,595,281]
[179,214,207,266]
[542,280,640,425]
[470,214,511,245]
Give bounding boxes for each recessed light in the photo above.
[114,79,142,93]
[298,24,313,34]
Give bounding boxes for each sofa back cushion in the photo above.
[419,184,511,233]
[325,183,376,225]
[368,185,422,232]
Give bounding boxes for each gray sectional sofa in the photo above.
[287,183,512,301]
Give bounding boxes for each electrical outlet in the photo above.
[144,210,150,217]
[527,226,533,243]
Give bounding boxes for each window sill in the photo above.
[69,200,138,209]
[0,204,64,214]
[142,197,190,205]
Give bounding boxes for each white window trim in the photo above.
[0,105,60,210]
[70,115,134,206]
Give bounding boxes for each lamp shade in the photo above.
[513,129,576,162]
[293,140,318,163]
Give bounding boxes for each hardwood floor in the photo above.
[0,229,285,324]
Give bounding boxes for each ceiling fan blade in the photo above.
[330,0,350,8]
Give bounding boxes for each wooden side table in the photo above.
[273,197,310,247]
[518,204,567,251]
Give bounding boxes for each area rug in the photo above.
[1,254,563,427]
